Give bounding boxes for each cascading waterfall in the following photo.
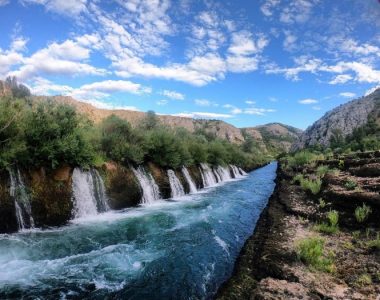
[230,165,240,178]
[200,163,218,187]
[238,167,248,176]
[132,166,161,204]
[91,169,110,212]
[167,170,185,198]
[72,168,110,218]
[181,167,197,194]
[9,168,34,230]
[212,168,222,183]
[215,166,232,181]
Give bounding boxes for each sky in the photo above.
[0,0,380,130]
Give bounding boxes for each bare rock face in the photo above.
[292,88,380,150]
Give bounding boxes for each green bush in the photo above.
[315,210,339,234]
[355,203,372,223]
[297,237,335,273]
[316,165,329,177]
[344,179,358,191]
[300,177,322,195]
[24,102,96,169]
[367,233,380,250]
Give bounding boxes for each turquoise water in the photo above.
[0,163,277,299]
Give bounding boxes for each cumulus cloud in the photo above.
[8,38,106,80]
[329,74,353,85]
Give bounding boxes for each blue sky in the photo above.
[0,0,379,129]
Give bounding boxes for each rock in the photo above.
[292,88,380,150]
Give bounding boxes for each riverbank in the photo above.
[217,151,380,299]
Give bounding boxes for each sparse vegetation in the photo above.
[366,233,380,250]
[344,179,358,191]
[296,237,335,273]
[300,177,322,195]
[355,203,372,223]
[316,165,329,177]
[315,210,339,234]
[318,198,327,209]
[355,274,372,287]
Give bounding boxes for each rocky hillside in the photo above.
[292,88,380,150]
[242,123,302,154]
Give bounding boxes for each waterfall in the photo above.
[91,169,110,212]
[167,170,185,198]
[238,167,248,176]
[212,168,222,183]
[72,168,110,218]
[9,168,34,230]
[215,166,232,181]
[200,163,217,187]
[182,167,197,194]
[230,165,241,178]
[132,166,161,204]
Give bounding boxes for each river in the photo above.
[0,162,277,299]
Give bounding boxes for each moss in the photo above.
[103,164,142,209]
[187,165,204,189]
[0,169,18,233]
[27,167,73,227]
[147,162,171,199]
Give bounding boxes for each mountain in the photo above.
[292,88,380,150]
[242,123,303,154]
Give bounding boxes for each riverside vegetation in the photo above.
[0,77,267,172]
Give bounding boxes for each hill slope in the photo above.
[292,88,380,150]
[242,123,302,154]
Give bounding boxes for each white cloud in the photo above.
[79,80,151,95]
[260,0,281,17]
[8,38,106,80]
[299,98,318,104]
[244,107,276,115]
[0,0,9,6]
[312,106,321,110]
[228,31,268,56]
[160,90,185,100]
[329,74,353,85]
[227,55,259,73]
[21,0,88,16]
[157,99,168,106]
[283,30,297,52]
[245,100,256,105]
[340,39,380,57]
[172,112,233,119]
[279,0,319,24]
[194,99,218,107]
[339,92,356,98]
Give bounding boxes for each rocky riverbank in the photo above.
[217,151,380,299]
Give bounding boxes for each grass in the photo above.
[292,174,322,195]
[355,274,372,287]
[315,210,339,235]
[296,236,335,273]
[300,177,322,195]
[344,179,358,191]
[316,165,329,177]
[366,233,380,250]
[355,203,372,223]
[287,151,325,168]
[318,198,327,209]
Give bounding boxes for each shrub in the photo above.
[355,274,372,287]
[344,179,358,191]
[355,203,372,223]
[319,198,327,209]
[297,237,335,273]
[367,233,380,250]
[316,165,329,177]
[288,151,320,168]
[292,174,304,184]
[24,102,96,169]
[315,210,339,234]
[300,177,322,195]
